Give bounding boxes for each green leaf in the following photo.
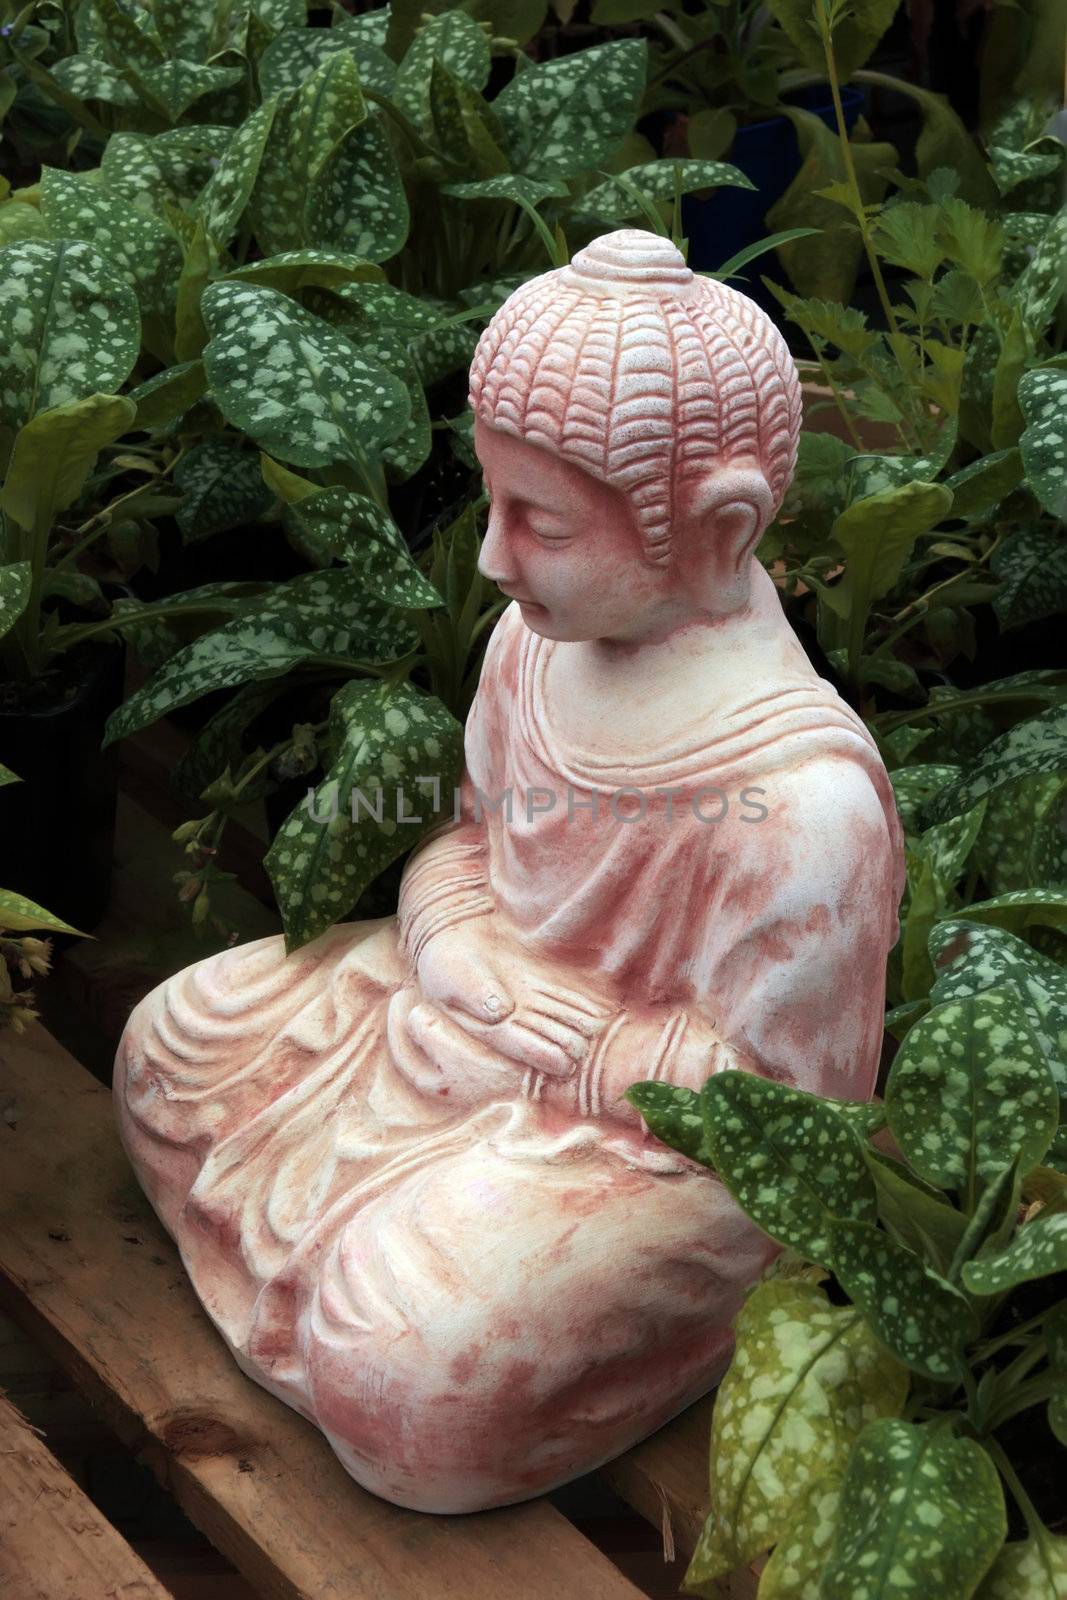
[768,0,899,79]
[227,249,383,294]
[885,990,1058,1195]
[929,918,1067,1093]
[128,360,208,429]
[827,481,953,615]
[0,562,32,641]
[863,1148,968,1273]
[1019,367,1067,520]
[493,39,647,180]
[754,1470,845,1600]
[48,55,139,110]
[265,678,463,952]
[626,1082,709,1164]
[683,1278,906,1593]
[944,448,1023,519]
[1,394,135,534]
[306,113,409,262]
[0,200,48,250]
[103,570,417,745]
[699,1072,877,1265]
[828,1219,972,1380]
[958,887,1067,936]
[91,0,165,74]
[249,52,367,254]
[174,440,273,543]
[1016,209,1067,332]
[873,200,946,279]
[990,308,1032,451]
[441,174,568,206]
[820,1421,1006,1599]
[992,527,1067,631]
[962,1209,1067,1293]
[0,240,139,432]
[201,280,410,471]
[0,764,20,786]
[286,487,441,607]
[977,1533,1067,1600]
[923,706,1067,826]
[394,10,490,126]
[973,767,1067,900]
[38,167,181,319]
[139,60,244,122]
[764,112,895,302]
[198,98,278,248]
[0,887,84,936]
[1046,1300,1067,1448]
[580,158,753,224]
[259,24,397,100]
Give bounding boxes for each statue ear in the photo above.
[687,466,775,568]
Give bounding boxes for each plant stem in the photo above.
[815,10,900,341]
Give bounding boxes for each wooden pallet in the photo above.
[0,732,758,1599]
[0,1022,758,1600]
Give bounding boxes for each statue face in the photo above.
[474,419,674,643]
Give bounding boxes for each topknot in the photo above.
[468,229,802,565]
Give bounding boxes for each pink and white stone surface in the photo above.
[114,231,905,1514]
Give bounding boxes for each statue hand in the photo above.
[414,921,612,1079]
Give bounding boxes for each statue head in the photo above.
[469,229,801,642]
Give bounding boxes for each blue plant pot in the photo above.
[684,85,867,315]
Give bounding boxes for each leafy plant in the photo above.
[1,3,761,950]
[0,765,85,1028]
[627,976,1067,1596]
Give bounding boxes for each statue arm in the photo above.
[568,756,901,1129]
[396,771,493,970]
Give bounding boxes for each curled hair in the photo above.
[469,230,802,565]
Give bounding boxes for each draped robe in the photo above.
[115,584,905,1514]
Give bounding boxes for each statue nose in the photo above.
[477,511,517,585]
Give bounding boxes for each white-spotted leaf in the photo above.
[923,707,1067,825]
[827,1219,972,1381]
[962,1210,1067,1293]
[581,158,753,223]
[493,39,647,180]
[0,240,139,431]
[174,440,273,542]
[285,487,440,608]
[103,570,417,745]
[198,98,278,246]
[977,1533,1067,1600]
[698,1072,877,1266]
[683,1278,906,1594]
[819,1421,1006,1600]
[265,679,463,952]
[249,52,366,253]
[626,1082,709,1165]
[0,562,32,642]
[38,167,181,317]
[1019,367,1067,520]
[885,990,1058,1193]
[755,1471,845,1600]
[201,280,409,470]
[306,113,409,261]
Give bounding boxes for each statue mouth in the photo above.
[501,588,544,609]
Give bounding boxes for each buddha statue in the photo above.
[114,230,905,1515]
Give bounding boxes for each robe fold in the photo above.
[115,590,904,1513]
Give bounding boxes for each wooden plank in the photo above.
[601,1401,712,1560]
[0,1387,173,1600]
[0,1026,647,1600]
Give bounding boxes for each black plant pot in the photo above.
[0,640,125,932]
